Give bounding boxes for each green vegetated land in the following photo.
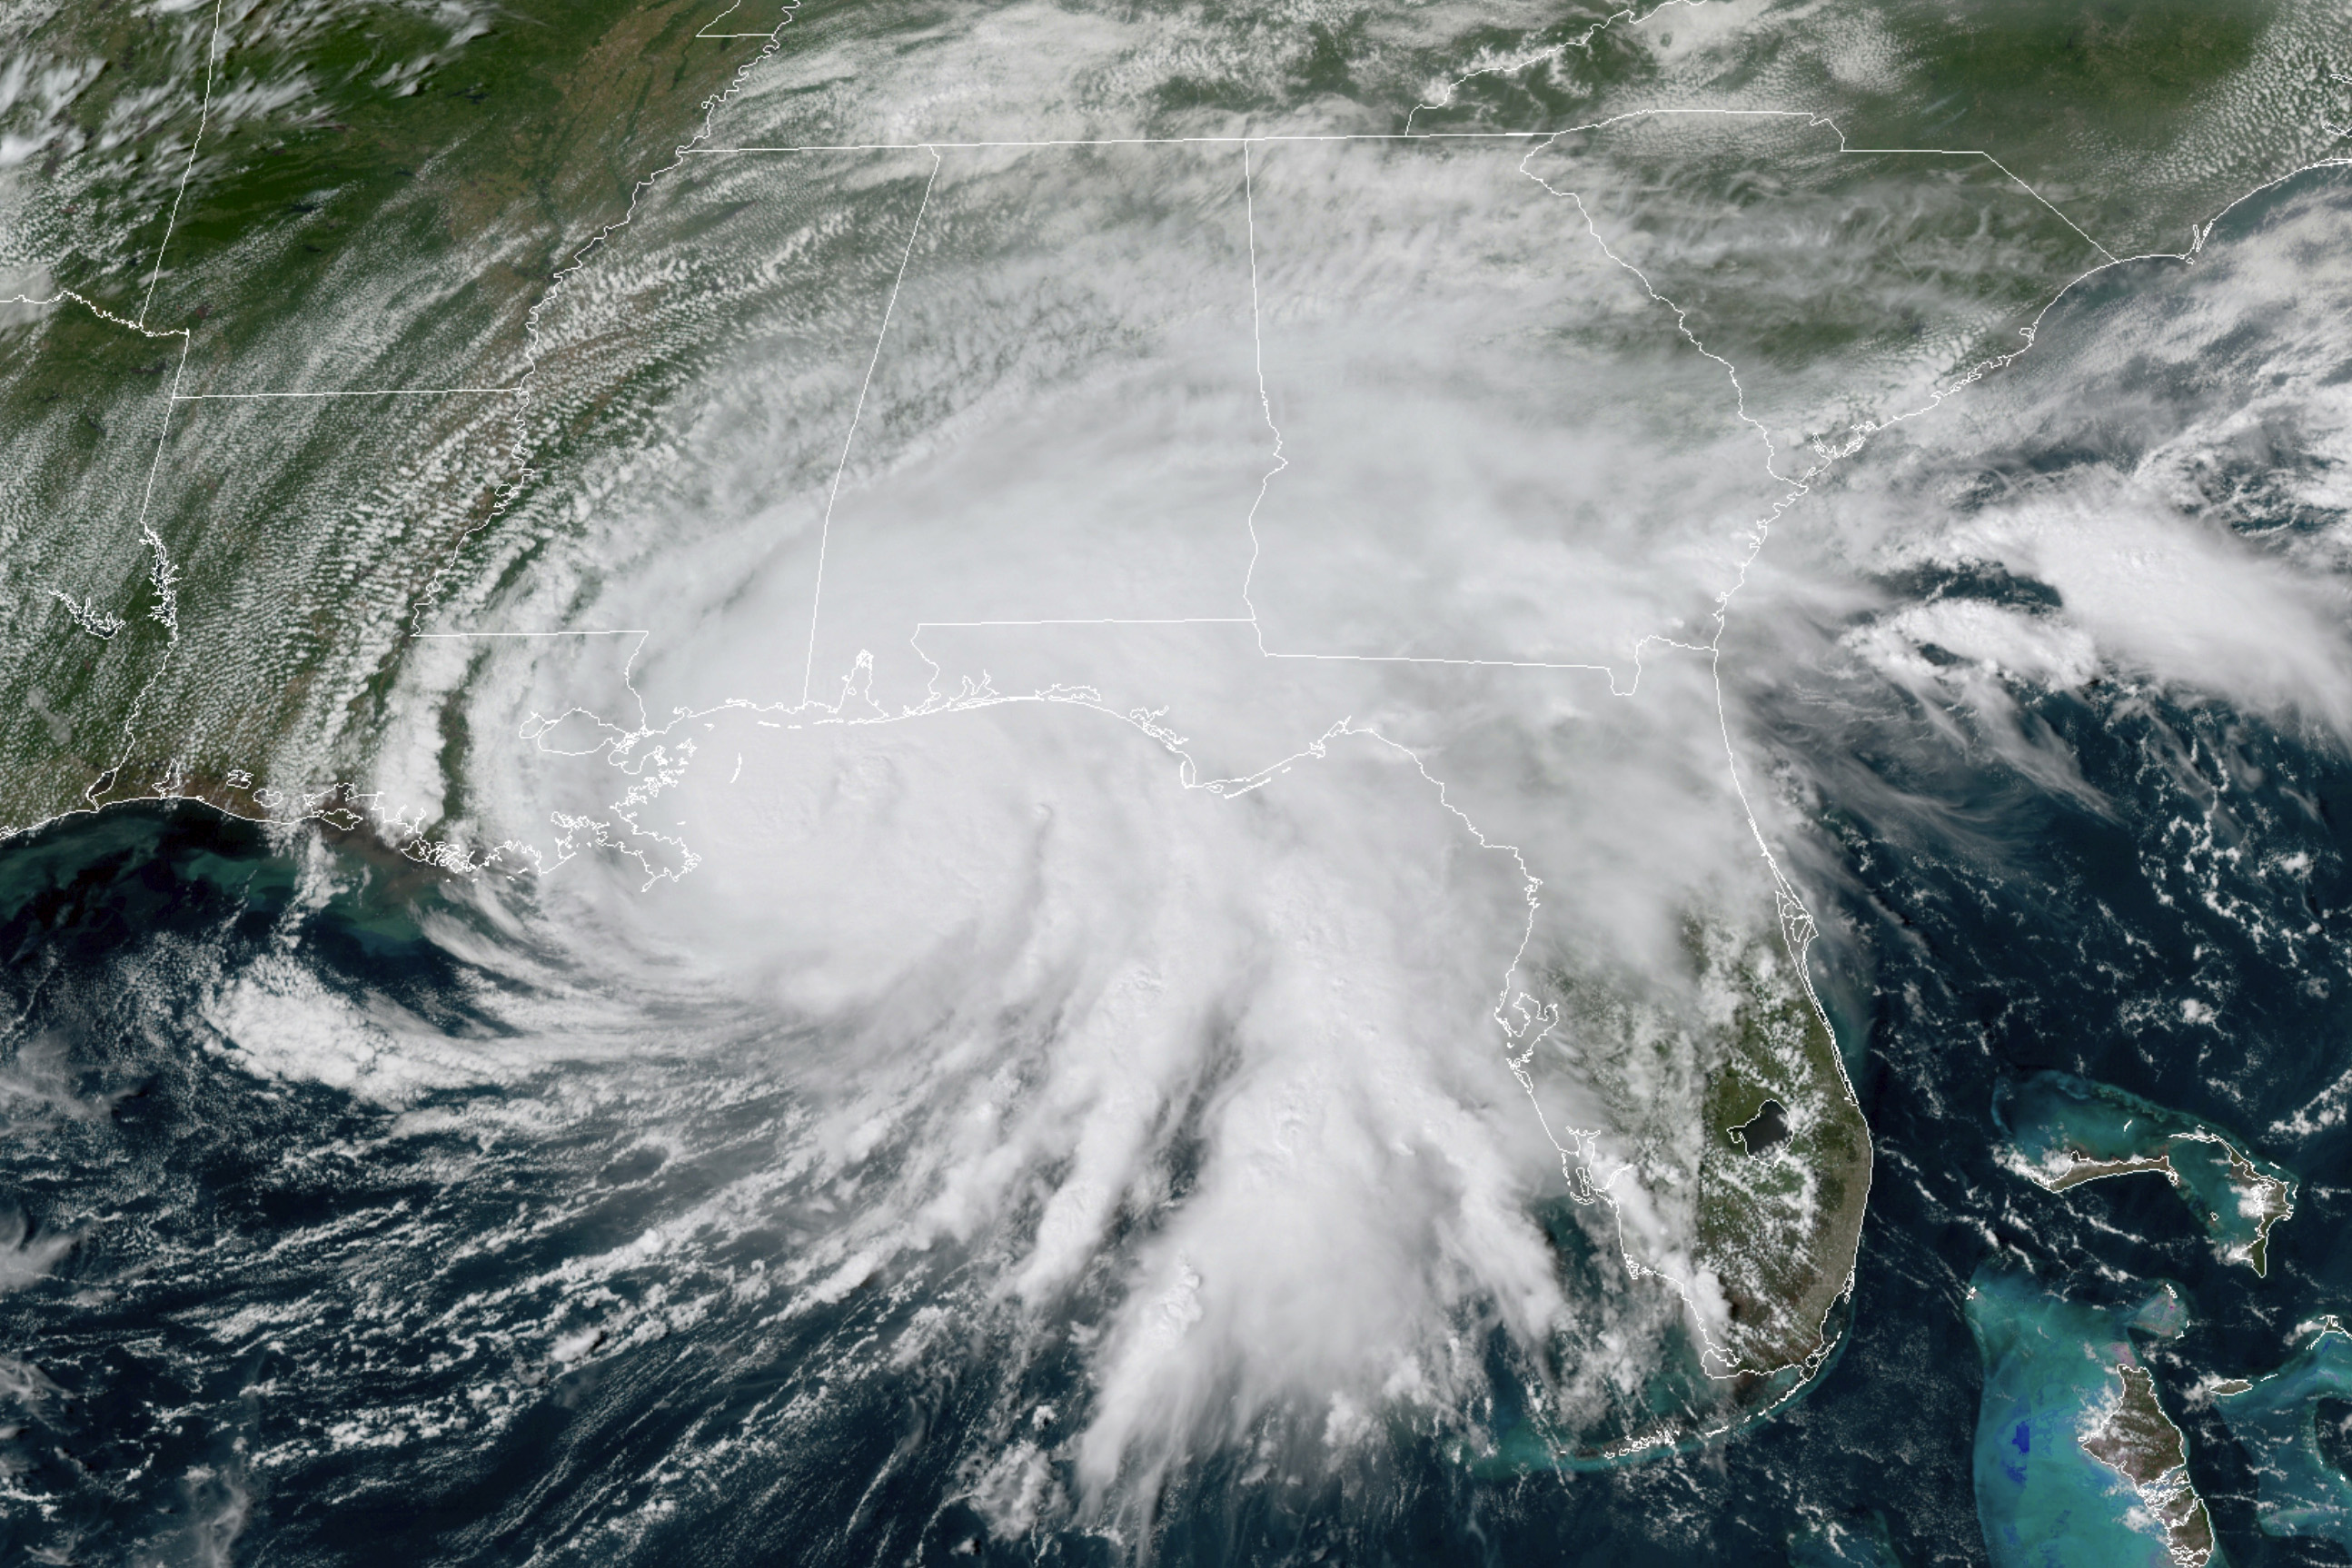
[11,0,787,350]
[1841,0,2288,245]
[1692,920,1872,1379]
[0,307,180,821]
[1408,0,2338,391]
[1537,913,1871,1427]
[0,0,798,837]
[1528,113,2109,455]
[4,0,2335,840]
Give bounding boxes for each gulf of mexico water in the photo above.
[5,676,2351,1565]
[5,182,2352,1568]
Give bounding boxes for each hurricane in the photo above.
[5,2,2352,1563]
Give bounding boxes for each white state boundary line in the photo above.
[33,0,2350,1449]
[413,629,654,730]
[1512,134,1849,1389]
[700,132,1560,151]
[694,0,778,38]
[6,0,789,816]
[138,0,226,327]
[1402,0,1700,136]
[918,618,1255,629]
[416,620,650,640]
[452,107,2345,1412]
[826,94,2145,1418]
[22,12,2317,749]
[173,387,523,401]
[865,110,2094,690]
[96,333,197,801]
[0,3,231,800]
[88,0,225,803]
[405,0,805,637]
[799,147,942,706]
[3,290,196,675]
[228,0,2352,1463]
[682,112,2140,272]
[891,139,1620,686]
[141,114,2111,444]
[1236,141,1282,642]
[440,126,2351,778]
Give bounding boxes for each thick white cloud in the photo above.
[322,5,2352,1510]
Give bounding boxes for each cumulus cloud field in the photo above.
[301,4,2352,1499]
[13,0,2352,1535]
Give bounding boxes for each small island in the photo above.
[2214,1325,2352,1555]
[1994,1070,2297,1275]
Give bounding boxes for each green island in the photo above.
[1994,1070,2297,1275]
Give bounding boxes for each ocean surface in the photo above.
[5,141,2352,1568]
[5,670,2352,1565]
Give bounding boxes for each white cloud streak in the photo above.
[241,6,2352,1515]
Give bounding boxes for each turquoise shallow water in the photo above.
[1967,1267,2210,1568]
[2215,1330,2352,1556]
[1995,1072,2297,1275]
[7,171,2352,1568]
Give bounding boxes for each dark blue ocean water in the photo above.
[5,644,2350,1568]
[5,177,2351,1568]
